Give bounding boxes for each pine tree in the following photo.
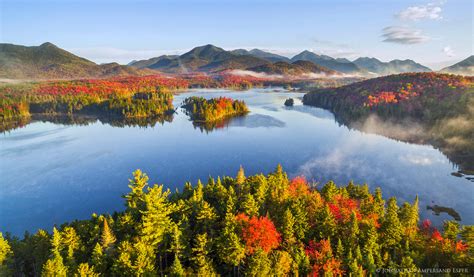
[270,250,293,276]
[0,232,12,275]
[348,258,364,277]
[91,243,105,273]
[336,238,344,259]
[321,181,338,201]
[318,204,337,239]
[125,169,149,212]
[381,197,402,250]
[236,165,246,186]
[76,263,99,277]
[245,248,271,277]
[191,233,216,276]
[141,185,174,247]
[42,227,68,276]
[61,227,81,269]
[241,193,259,217]
[101,218,116,250]
[0,233,11,265]
[169,254,185,277]
[348,211,360,249]
[443,220,460,241]
[373,187,385,217]
[282,208,296,244]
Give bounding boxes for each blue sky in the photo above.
[1,0,472,69]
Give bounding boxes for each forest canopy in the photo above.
[1,165,472,276]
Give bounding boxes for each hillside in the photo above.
[0,42,154,79]
[129,55,179,69]
[440,56,474,76]
[353,57,431,75]
[291,50,363,74]
[130,45,269,73]
[303,72,474,171]
[248,60,337,76]
[231,48,291,63]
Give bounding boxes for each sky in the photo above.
[0,0,472,69]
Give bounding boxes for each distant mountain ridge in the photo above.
[231,49,291,63]
[290,50,363,74]
[353,57,431,75]
[1,42,463,80]
[248,60,337,76]
[0,42,154,79]
[440,56,474,76]
[130,44,270,73]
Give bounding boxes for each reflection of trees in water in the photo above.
[330,110,474,174]
[191,116,234,133]
[1,117,31,133]
[1,113,174,132]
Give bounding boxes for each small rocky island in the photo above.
[284,98,294,106]
[182,96,249,122]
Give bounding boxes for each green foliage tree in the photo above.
[191,233,216,276]
[381,197,402,250]
[101,218,116,251]
[42,228,68,277]
[245,248,271,277]
[141,185,174,248]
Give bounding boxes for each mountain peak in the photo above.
[39,42,57,48]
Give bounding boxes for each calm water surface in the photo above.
[1,88,472,235]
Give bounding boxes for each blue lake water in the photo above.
[1,88,472,235]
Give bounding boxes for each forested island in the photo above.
[182,96,249,123]
[303,72,474,173]
[1,165,472,276]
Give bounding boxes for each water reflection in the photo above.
[1,88,473,235]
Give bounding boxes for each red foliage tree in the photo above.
[235,213,281,254]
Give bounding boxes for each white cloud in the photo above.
[397,2,444,21]
[382,26,430,44]
[442,46,455,57]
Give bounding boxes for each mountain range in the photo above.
[440,56,474,76]
[0,42,471,80]
[0,42,154,79]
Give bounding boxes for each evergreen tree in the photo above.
[236,165,246,186]
[191,233,216,276]
[373,187,385,217]
[245,248,271,277]
[443,220,460,241]
[318,204,337,239]
[270,250,293,276]
[0,232,12,275]
[382,197,402,250]
[42,228,68,277]
[336,238,344,259]
[348,211,360,249]
[282,208,296,244]
[76,263,99,277]
[91,243,105,273]
[169,254,185,277]
[125,169,149,212]
[61,226,81,269]
[101,218,116,250]
[141,185,173,248]
[241,193,259,217]
[321,181,338,201]
[348,258,364,277]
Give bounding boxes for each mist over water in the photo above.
[1,88,472,235]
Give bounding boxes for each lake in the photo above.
[1,88,473,235]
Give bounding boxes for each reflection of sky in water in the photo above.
[1,88,472,235]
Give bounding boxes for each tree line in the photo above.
[1,165,472,276]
